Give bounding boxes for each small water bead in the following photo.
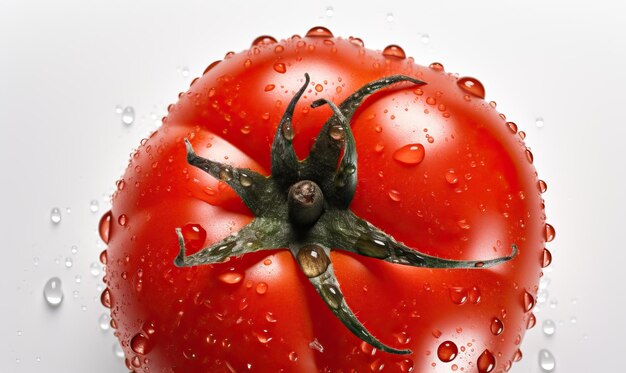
[181,223,207,251]
[457,77,486,99]
[101,288,112,308]
[527,313,537,329]
[90,262,101,277]
[309,338,325,353]
[131,333,152,355]
[535,117,545,128]
[525,149,534,163]
[218,272,243,284]
[289,351,299,362]
[544,223,556,242]
[420,33,430,44]
[538,180,548,193]
[219,167,233,181]
[523,291,535,312]
[538,349,556,371]
[297,245,330,278]
[536,289,548,304]
[306,26,334,38]
[382,45,406,59]
[115,105,123,114]
[256,282,268,295]
[89,199,100,213]
[386,13,394,22]
[64,257,73,269]
[239,173,253,187]
[542,319,556,336]
[113,342,125,358]
[320,284,343,309]
[74,275,82,284]
[118,214,128,226]
[33,257,40,267]
[99,211,112,243]
[273,63,286,74]
[393,143,425,165]
[445,170,459,184]
[518,131,526,140]
[449,287,468,305]
[541,249,552,268]
[71,245,78,255]
[43,277,64,307]
[99,313,111,330]
[251,35,277,46]
[50,208,62,224]
[477,349,496,373]
[429,62,444,72]
[388,189,401,202]
[437,341,458,362]
[329,124,345,141]
[121,106,135,125]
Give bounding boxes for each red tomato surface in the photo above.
[101,28,552,372]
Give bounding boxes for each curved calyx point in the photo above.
[173,73,517,355]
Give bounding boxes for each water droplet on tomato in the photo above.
[349,36,364,47]
[538,349,556,371]
[477,349,496,373]
[181,223,206,251]
[506,122,518,134]
[388,189,401,202]
[429,62,444,72]
[118,214,127,226]
[122,106,135,125]
[542,249,552,268]
[544,223,555,242]
[542,319,556,336]
[297,245,330,278]
[131,333,152,355]
[306,26,333,38]
[437,341,458,362]
[445,170,459,184]
[43,277,63,307]
[382,45,406,59]
[256,282,268,294]
[525,149,534,163]
[523,291,535,312]
[449,287,468,305]
[101,288,112,308]
[393,144,425,165]
[469,286,481,304]
[457,77,485,99]
[490,317,504,335]
[273,63,286,74]
[218,272,243,284]
[251,35,277,46]
[50,208,62,224]
[538,180,548,193]
[99,250,108,265]
[315,84,323,92]
[526,313,537,329]
[288,351,298,362]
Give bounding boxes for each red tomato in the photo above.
[100,27,553,372]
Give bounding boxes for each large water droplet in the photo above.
[445,170,459,184]
[542,249,552,268]
[393,144,425,165]
[50,208,62,224]
[544,223,556,242]
[306,26,333,38]
[382,45,406,59]
[122,106,135,125]
[449,286,468,305]
[542,319,556,336]
[131,333,152,355]
[538,179,548,193]
[457,77,485,99]
[477,349,496,373]
[538,349,556,371]
[101,288,112,308]
[251,35,277,46]
[99,211,112,243]
[437,341,458,362]
[320,284,343,309]
[218,272,243,284]
[490,317,504,335]
[388,189,401,202]
[43,277,63,307]
[181,223,207,251]
[297,245,330,278]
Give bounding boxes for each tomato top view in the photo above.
[99,26,553,372]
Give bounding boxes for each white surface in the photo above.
[1,0,624,371]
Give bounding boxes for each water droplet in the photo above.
[355,232,390,258]
[219,166,233,181]
[477,349,496,373]
[320,284,343,309]
[115,105,123,114]
[251,35,277,46]
[535,117,545,128]
[519,131,526,140]
[289,351,299,362]
[113,342,124,358]
[386,13,394,22]
[273,63,286,74]
[382,45,406,59]
[393,143,425,165]
[538,180,548,193]
[99,211,112,243]
[71,245,78,255]
[420,34,430,44]
[118,214,127,226]
[544,223,556,242]
[445,170,459,184]
[542,319,556,336]
[99,250,108,264]
[131,333,152,355]
[388,189,401,202]
[64,257,73,268]
[449,286,468,305]
[490,317,504,335]
[218,272,243,284]
[525,149,534,163]
[256,282,268,294]
[538,349,556,371]
[101,288,112,308]
[297,245,330,278]
[315,84,324,92]
[43,277,63,307]
[325,6,334,17]
[306,26,333,38]
[429,62,444,72]
[507,122,518,134]
[122,106,135,125]
[468,286,481,304]
[50,208,62,224]
[457,77,485,99]
[89,199,100,213]
[181,223,207,251]
[329,124,345,141]
[437,341,458,362]
[527,313,537,329]
[523,291,535,312]
[542,249,552,268]
[99,313,111,330]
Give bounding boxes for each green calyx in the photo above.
[174,73,518,355]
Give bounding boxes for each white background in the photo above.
[1,0,624,371]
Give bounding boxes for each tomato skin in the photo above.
[105,33,546,372]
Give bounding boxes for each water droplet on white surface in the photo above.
[181,66,189,77]
[66,207,71,214]
[570,316,577,324]
[90,262,101,277]
[74,275,82,284]
[50,208,62,224]
[386,13,394,22]
[122,106,135,125]
[549,299,558,309]
[65,257,73,268]
[536,117,545,128]
[542,319,556,336]
[420,33,430,44]
[538,349,556,371]
[99,313,111,330]
[113,342,125,358]
[115,105,123,115]
[71,245,78,255]
[43,277,63,306]
[325,6,334,17]
[89,200,100,213]
[72,290,79,299]
[17,330,22,336]
[33,257,39,267]
[537,289,548,304]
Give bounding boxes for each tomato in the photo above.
[100,27,552,372]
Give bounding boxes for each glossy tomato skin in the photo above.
[104,31,547,372]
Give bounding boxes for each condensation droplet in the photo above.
[50,208,62,224]
[273,63,286,74]
[535,117,545,128]
[218,272,243,284]
[113,342,124,358]
[99,313,111,330]
[542,319,556,336]
[490,318,504,335]
[131,333,152,355]
[89,200,100,213]
[393,144,425,165]
[43,277,63,307]
[542,249,552,268]
[382,45,406,59]
[477,349,496,373]
[90,262,101,277]
[388,189,401,202]
[386,13,394,22]
[122,106,135,125]
[64,257,73,268]
[325,6,334,17]
[437,341,458,362]
[449,286,468,305]
[457,77,485,99]
[256,282,268,295]
[538,349,556,371]
[99,211,112,243]
[545,223,556,242]
[306,26,334,38]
